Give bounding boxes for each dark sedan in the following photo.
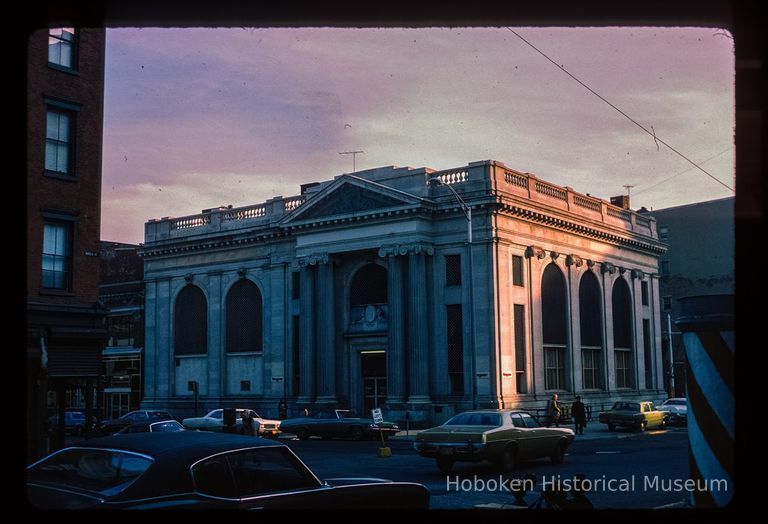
[279,409,399,441]
[97,410,174,435]
[27,431,428,509]
[116,420,186,434]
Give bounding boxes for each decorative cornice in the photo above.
[600,262,616,275]
[499,204,665,255]
[183,273,194,283]
[550,250,560,261]
[586,259,595,268]
[631,269,646,280]
[237,268,247,278]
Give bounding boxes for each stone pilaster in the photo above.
[406,243,433,403]
[379,245,406,404]
[297,258,316,402]
[315,255,337,404]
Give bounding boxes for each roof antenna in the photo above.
[339,150,364,173]
[623,184,635,198]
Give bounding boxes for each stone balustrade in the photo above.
[145,160,657,244]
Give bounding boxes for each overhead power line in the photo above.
[506,28,734,193]
[632,147,732,196]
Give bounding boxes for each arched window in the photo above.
[350,264,387,305]
[226,279,263,353]
[349,264,387,332]
[174,285,207,355]
[612,278,633,388]
[579,271,603,390]
[542,264,567,390]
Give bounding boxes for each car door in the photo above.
[519,413,552,458]
[646,403,664,428]
[507,413,536,460]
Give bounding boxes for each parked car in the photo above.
[47,411,87,436]
[598,401,667,431]
[414,409,575,473]
[279,409,399,441]
[657,397,688,425]
[182,409,280,438]
[116,420,186,434]
[27,431,430,509]
[98,410,175,436]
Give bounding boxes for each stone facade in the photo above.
[141,160,666,425]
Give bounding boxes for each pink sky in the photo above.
[101,27,734,244]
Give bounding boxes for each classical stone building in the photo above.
[141,160,666,424]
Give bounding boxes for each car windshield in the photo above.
[209,410,223,419]
[336,411,357,419]
[667,400,686,406]
[192,447,320,498]
[444,413,502,426]
[151,421,184,432]
[28,448,153,497]
[613,402,641,412]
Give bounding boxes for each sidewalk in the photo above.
[390,422,680,441]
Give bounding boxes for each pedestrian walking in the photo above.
[572,395,587,435]
[547,393,561,427]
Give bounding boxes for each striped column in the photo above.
[676,295,734,508]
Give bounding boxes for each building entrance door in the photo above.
[361,351,386,415]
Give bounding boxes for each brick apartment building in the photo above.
[26,27,107,461]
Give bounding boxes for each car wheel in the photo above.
[607,424,615,432]
[639,421,647,432]
[350,426,364,441]
[436,457,454,474]
[550,440,566,464]
[296,428,309,440]
[497,445,517,473]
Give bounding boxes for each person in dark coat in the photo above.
[572,395,587,435]
[278,399,288,420]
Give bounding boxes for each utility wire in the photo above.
[632,147,732,196]
[506,28,734,193]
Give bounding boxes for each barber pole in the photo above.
[676,295,734,507]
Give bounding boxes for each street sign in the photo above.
[371,408,383,424]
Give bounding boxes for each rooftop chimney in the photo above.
[610,195,630,209]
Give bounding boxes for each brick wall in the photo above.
[26,28,106,305]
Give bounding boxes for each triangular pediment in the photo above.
[281,175,423,225]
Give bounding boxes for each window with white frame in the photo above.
[544,346,566,390]
[45,109,73,174]
[42,222,71,290]
[48,28,77,69]
[582,348,601,390]
[615,350,632,388]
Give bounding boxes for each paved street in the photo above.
[282,426,690,509]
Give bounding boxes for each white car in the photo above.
[182,408,281,437]
[658,397,687,425]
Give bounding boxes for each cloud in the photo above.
[102,26,734,243]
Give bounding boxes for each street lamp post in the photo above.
[427,176,476,409]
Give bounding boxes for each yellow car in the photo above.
[414,409,575,473]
